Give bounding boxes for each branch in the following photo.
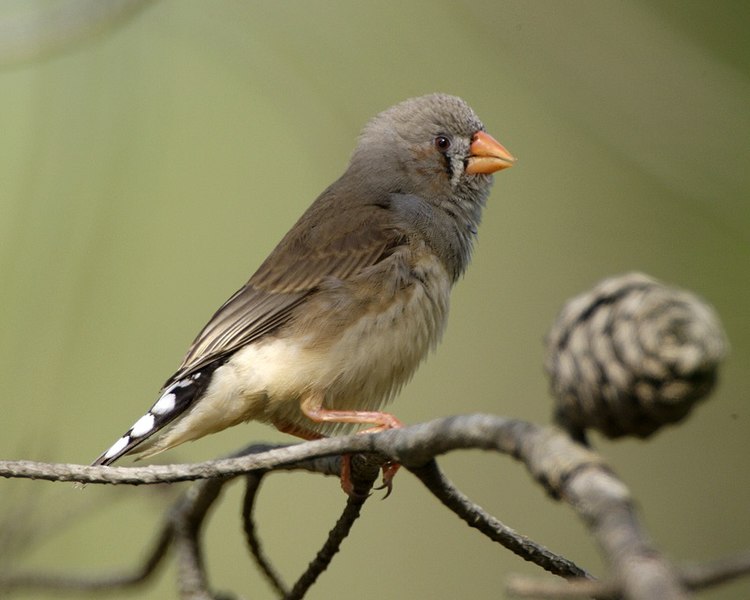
[507,550,750,598]
[239,452,382,600]
[0,414,691,599]
[169,477,227,600]
[241,472,288,596]
[0,415,567,486]
[0,522,172,594]
[286,454,380,600]
[2,414,746,598]
[0,445,348,599]
[409,459,591,580]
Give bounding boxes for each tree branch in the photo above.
[506,549,750,598]
[241,472,288,597]
[1,414,745,599]
[409,459,591,580]
[286,454,380,600]
[0,415,576,486]
[0,521,172,594]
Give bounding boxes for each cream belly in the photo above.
[141,253,452,455]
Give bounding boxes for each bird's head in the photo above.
[349,93,515,206]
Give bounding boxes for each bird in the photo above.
[92,93,514,492]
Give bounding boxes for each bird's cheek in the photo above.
[407,154,450,194]
[424,167,453,197]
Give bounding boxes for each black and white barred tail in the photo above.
[92,366,216,466]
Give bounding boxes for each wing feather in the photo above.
[166,190,403,385]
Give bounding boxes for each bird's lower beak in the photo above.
[466,131,515,174]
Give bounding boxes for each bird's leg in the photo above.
[273,418,366,495]
[273,418,362,495]
[300,394,403,496]
[300,394,404,431]
[273,420,324,442]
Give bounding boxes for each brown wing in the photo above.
[166,189,402,385]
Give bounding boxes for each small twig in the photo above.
[0,521,172,594]
[682,550,750,591]
[286,455,379,600]
[170,477,231,600]
[0,438,369,485]
[564,468,688,599]
[285,495,367,600]
[507,549,750,598]
[409,460,592,580]
[507,574,615,598]
[241,472,289,597]
[0,416,528,485]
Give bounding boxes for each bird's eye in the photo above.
[434,135,451,151]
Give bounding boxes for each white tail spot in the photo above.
[151,393,176,415]
[104,436,129,459]
[131,414,156,438]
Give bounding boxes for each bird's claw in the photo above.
[373,461,400,499]
[340,456,400,499]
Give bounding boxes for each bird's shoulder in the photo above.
[249,186,410,293]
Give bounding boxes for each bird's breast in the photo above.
[319,250,452,409]
[210,247,452,435]
[235,247,452,426]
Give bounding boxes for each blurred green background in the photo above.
[1,1,748,598]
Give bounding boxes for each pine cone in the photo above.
[545,273,728,439]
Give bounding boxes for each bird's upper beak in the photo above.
[466,131,516,174]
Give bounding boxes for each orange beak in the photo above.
[466,131,515,174]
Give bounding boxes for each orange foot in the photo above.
[300,394,404,497]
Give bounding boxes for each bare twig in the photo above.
[681,550,750,590]
[0,437,368,485]
[409,459,591,580]
[565,467,687,599]
[0,415,572,487]
[0,444,349,598]
[0,521,172,594]
[286,455,379,600]
[507,574,617,599]
[285,493,367,600]
[242,472,288,597]
[169,477,229,600]
[507,549,750,598]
